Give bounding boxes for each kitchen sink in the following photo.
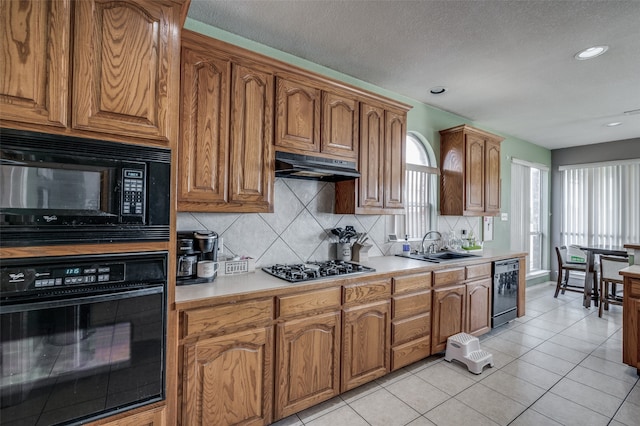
[398,251,480,263]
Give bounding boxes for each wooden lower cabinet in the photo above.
[622,275,640,374]
[466,277,492,336]
[182,327,273,425]
[431,285,466,353]
[275,311,341,419]
[341,300,390,392]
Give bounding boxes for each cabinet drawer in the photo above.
[393,273,432,295]
[343,279,391,304]
[628,278,640,298]
[392,290,431,320]
[466,263,492,280]
[433,268,465,287]
[277,287,341,318]
[391,336,431,371]
[392,312,430,345]
[182,298,273,338]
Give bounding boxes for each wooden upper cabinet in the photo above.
[321,91,359,159]
[178,39,230,206]
[177,31,274,213]
[485,139,502,214]
[384,109,406,210]
[275,77,321,153]
[335,104,407,215]
[229,62,274,211]
[72,0,180,144]
[359,103,385,209]
[440,124,504,216]
[0,0,70,127]
[465,133,485,214]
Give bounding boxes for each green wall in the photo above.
[185,18,553,282]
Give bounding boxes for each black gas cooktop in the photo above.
[262,260,375,283]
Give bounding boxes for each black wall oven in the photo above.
[0,252,167,425]
[0,128,171,246]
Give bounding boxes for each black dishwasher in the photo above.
[492,259,519,328]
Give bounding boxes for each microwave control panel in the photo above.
[122,168,145,218]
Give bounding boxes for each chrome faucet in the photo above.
[421,231,442,254]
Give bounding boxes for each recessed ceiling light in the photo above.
[429,86,447,95]
[605,122,622,127]
[574,45,609,60]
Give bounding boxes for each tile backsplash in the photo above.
[177,178,480,266]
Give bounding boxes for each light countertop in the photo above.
[174,248,526,309]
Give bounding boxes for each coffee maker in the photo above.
[176,230,219,285]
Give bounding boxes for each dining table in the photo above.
[578,244,628,308]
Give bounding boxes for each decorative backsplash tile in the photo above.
[177,178,481,266]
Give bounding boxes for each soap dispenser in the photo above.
[402,235,411,256]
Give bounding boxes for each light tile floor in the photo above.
[270,281,640,426]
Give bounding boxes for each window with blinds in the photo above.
[560,159,640,247]
[403,133,437,239]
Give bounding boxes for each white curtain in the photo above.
[511,162,530,253]
[560,160,640,247]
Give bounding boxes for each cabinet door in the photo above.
[359,103,384,209]
[183,327,273,426]
[321,91,358,159]
[484,139,501,214]
[466,278,492,336]
[73,0,179,143]
[178,43,230,207]
[464,134,485,213]
[384,110,406,209]
[0,0,70,127]
[275,311,341,420]
[342,300,390,392]
[622,279,640,369]
[432,285,466,353]
[229,63,274,211]
[275,77,321,153]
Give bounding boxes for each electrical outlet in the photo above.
[217,237,224,256]
[501,213,508,221]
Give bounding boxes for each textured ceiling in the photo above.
[187,0,640,150]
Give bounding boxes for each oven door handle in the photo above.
[0,285,164,314]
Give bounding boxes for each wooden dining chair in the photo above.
[554,246,595,298]
[598,256,628,317]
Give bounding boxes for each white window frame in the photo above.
[391,132,438,241]
[511,158,549,277]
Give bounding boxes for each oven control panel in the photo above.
[1,262,125,294]
[1,252,167,300]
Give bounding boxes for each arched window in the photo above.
[403,132,438,239]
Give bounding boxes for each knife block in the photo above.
[352,243,373,262]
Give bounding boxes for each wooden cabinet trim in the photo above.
[433,268,465,287]
[466,263,492,280]
[391,336,431,371]
[343,279,391,305]
[392,290,432,320]
[392,312,431,345]
[393,272,432,294]
[181,298,273,338]
[277,287,342,318]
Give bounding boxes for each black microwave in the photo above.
[0,128,171,246]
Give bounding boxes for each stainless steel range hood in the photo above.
[275,151,360,182]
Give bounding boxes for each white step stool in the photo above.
[444,332,494,374]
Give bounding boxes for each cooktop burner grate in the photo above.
[262,260,375,283]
